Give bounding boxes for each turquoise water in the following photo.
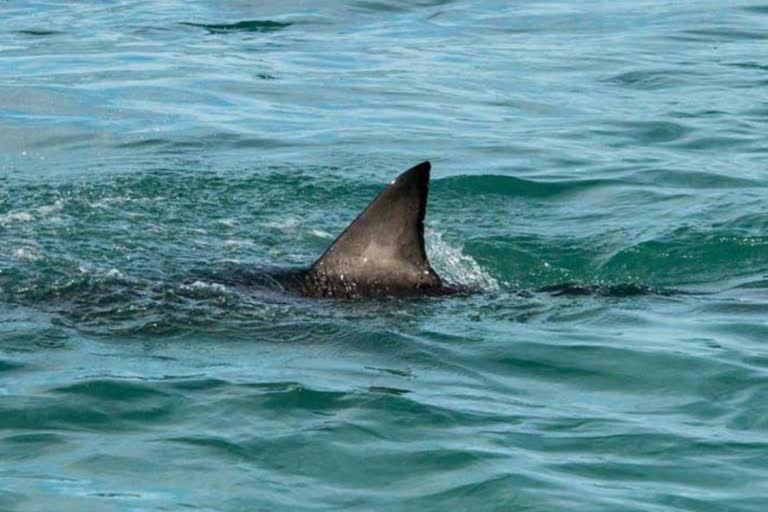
[2,1,768,510]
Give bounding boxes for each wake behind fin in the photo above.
[303,161,443,297]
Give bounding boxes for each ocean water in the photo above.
[2,1,768,510]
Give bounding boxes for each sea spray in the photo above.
[426,228,499,291]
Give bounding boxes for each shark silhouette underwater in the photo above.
[214,161,462,299]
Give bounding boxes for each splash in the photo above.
[14,247,41,262]
[179,280,228,294]
[0,199,64,225]
[426,229,499,291]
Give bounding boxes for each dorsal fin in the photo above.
[304,161,442,297]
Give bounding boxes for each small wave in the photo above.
[0,199,64,225]
[91,196,130,209]
[103,268,125,280]
[180,20,292,34]
[599,229,768,286]
[14,248,42,262]
[602,120,692,145]
[310,229,333,239]
[630,169,761,189]
[678,28,768,42]
[0,360,26,373]
[437,175,614,198]
[264,217,301,232]
[427,230,498,291]
[216,218,237,228]
[350,0,455,13]
[179,280,228,295]
[15,29,61,37]
[53,379,170,401]
[0,211,34,224]
[71,265,129,283]
[604,69,692,90]
[223,239,254,248]
[538,282,677,298]
[743,5,768,14]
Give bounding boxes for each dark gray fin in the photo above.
[304,161,443,297]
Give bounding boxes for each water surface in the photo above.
[2,1,768,510]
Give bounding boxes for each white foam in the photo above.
[216,218,238,227]
[37,199,64,216]
[265,216,301,232]
[104,268,125,279]
[14,247,41,261]
[0,211,34,224]
[181,280,228,293]
[224,239,254,247]
[0,199,64,225]
[311,229,333,239]
[92,196,129,209]
[426,229,499,291]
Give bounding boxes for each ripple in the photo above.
[679,28,768,42]
[350,0,456,13]
[605,69,692,90]
[672,136,756,151]
[0,378,180,431]
[52,379,171,401]
[242,383,351,412]
[630,169,762,189]
[397,473,524,509]
[596,120,692,146]
[538,282,674,297]
[727,61,768,72]
[742,5,768,14]
[15,30,61,37]
[0,433,69,463]
[164,435,250,461]
[180,20,292,34]
[437,175,615,198]
[0,360,26,373]
[600,229,768,285]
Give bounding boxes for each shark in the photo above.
[285,161,458,298]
